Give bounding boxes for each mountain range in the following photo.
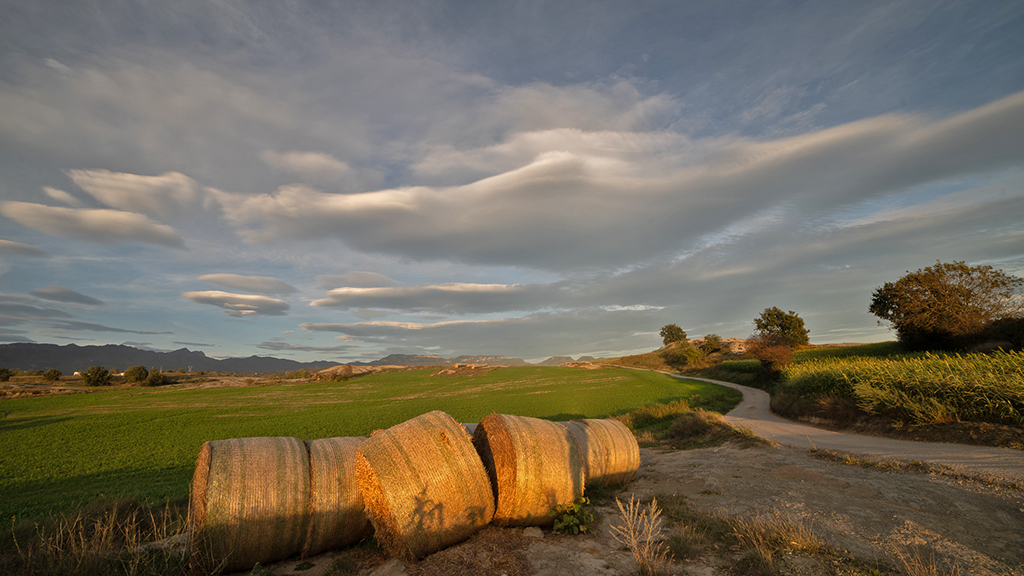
[0,343,587,373]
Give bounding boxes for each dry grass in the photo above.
[894,546,964,576]
[609,495,670,576]
[4,499,188,576]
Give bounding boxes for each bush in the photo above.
[144,370,170,386]
[122,365,149,384]
[748,338,794,375]
[700,334,723,354]
[0,367,14,382]
[80,366,111,387]
[42,369,62,382]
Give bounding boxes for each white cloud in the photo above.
[42,187,82,207]
[0,202,186,247]
[0,239,49,257]
[67,169,204,220]
[182,290,290,316]
[198,273,297,295]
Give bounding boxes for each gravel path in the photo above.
[677,375,1024,483]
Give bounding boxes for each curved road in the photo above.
[673,375,1024,484]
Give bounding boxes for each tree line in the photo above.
[661,260,1023,372]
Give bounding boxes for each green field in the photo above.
[0,366,738,521]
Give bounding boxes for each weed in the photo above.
[550,497,595,535]
[609,496,670,576]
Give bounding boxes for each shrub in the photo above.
[748,337,793,375]
[122,365,149,384]
[80,366,111,386]
[700,334,723,354]
[550,497,596,534]
[42,369,62,382]
[144,370,170,386]
[0,367,12,382]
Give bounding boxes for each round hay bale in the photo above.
[472,413,584,527]
[303,437,373,557]
[190,437,310,573]
[356,410,495,561]
[562,419,640,488]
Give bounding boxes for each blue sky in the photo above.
[1,1,1023,363]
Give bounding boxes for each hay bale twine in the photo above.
[472,413,584,527]
[190,437,310,572]
[303,437,373,558]
[355,410,495,561]
[562,419,640,488]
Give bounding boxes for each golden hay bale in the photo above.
[190,437,310,573]
[356,410,495,561]
[472,413,584,527]
[561,419,640,488]
[303,437,373,558]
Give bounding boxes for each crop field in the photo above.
[778,349,1024,427]
[0,366,738,521]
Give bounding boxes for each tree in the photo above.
[869,261,1024,350]
[80,366,111,386]
[659,324,688,346]
[752,307,809,348]
[43,369,62,382]
[0,368,13,382]
[122,365,149,384]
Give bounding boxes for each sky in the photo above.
[1,1,1023,364]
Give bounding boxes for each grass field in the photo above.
[0,366,738,521]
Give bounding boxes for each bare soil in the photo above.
[264,442,1024,576]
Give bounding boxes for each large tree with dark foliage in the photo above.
[869,261,1024,350]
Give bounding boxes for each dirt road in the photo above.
[677,375,1024,484]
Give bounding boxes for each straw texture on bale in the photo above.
[303,437,373,558]
[561,419,640,487]
[472,413,584,527]
[190,437,310,572]
[355,410,495,561]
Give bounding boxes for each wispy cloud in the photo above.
[310,283,553,314]
[31,286,104,306]
[0,239,49,257]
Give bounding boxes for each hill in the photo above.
[0,344,535,373]
[0,343,340,374]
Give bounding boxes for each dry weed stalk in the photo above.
[609,495,670,576]
[895,547,964,576]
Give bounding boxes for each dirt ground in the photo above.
[262,442,1024,576]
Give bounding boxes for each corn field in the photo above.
[780,350,1024,426]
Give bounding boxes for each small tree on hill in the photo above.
[753,307,809,348]
[122,365,149,384]
[869,260,1024,350]
[659,324,688,346]
[80,366,111,387]
[43,369,62,382]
